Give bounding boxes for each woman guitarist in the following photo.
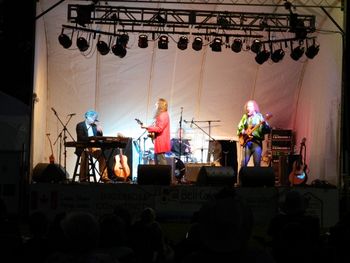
[113,148,131,182]
[237,100,271,167]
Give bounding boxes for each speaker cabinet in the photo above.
[137,164,171,185]
[32,163,68,183]
[239,167,275,187]
[196,166,236,186]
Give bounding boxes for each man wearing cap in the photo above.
[76,110,110,183]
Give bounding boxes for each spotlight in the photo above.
[251,39,262,54]
[112,34,129,58]
[177,36,188,50]
[192,37,203,51]
[271,48,285,63]
[290,45,305,61]
[138,34,148,48]
[255,49,270,65]
[210,38,222,52]
[231,39,242,53]
[76,37,89,52]
[58,33,72,49]
[305,41,319,59]
[158,35,168,49]
[96,40,110,55]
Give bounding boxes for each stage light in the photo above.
[158,35,168,49]
[210,38,222,52]
[177,36,188,50]
[271,48,285,63]
[305,40,319,59]
[138,34,148,48]
[76,36,89,52]
[112,34,129,58]
[255,49,270,65]
[96,40,110,55]
[58,33,72,49]
[290,44,305,61]
[231,39,242,53]
[251,39,262,54]
[76,4,94,27]
[192,37,203,51]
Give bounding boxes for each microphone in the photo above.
[51,107,57,114]
[184,120,189,124]
[67,113,76,116]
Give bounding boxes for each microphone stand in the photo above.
[178,107,183,160]
[135,129,147,164]
[52,109,75,175]
[187,119,221,163]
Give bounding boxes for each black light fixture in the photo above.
[96,36,110,55]
[96,41,109,55]
[192,37,203,51]
[58,31,72,49]
[158,35,169,49]
[76,36,89,52]
[305,39,319,59]
[210,38,222,52]
[76,4,94,27]
[231,38,242,53]
[255,47,270,65]
[290,41,305,61]
[251,39,262,54]
[271,48,285,63]
[177,36,188,50]
[112,34,129,58]
[138,34,148,48]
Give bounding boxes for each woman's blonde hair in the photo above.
[154,98,168,118]
[244,100,260,113]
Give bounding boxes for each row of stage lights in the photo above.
[59,31,320,64]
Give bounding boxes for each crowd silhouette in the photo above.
[0,188,348,263]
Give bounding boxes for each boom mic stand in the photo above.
[52,108,75,175]
[184,119,220,163]
[178,107,183,159]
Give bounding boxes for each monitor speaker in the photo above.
[196,166,236,186]
[137,164,171,185]
[32,163,68,183]
[239,167,275,187]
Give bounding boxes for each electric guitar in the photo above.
[239,113,273,147]
[113,148,131,181]
[289,137,308,186]
[135,118,156,141]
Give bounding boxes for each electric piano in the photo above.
[65,136,130,149]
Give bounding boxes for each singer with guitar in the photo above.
[237,100,271,167]
[139,98,171,165]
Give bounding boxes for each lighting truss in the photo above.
[64,4,316,38]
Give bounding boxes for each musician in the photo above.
[76,110,110,183]
[171,128,192,159]
[237,100,271,167]
[141,98,170,165]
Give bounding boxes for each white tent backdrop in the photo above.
[33,0,343,185]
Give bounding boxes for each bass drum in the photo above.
[174,157,186,182]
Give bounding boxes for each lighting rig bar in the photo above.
[66,4,316,37]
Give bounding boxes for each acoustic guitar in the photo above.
[135,118,156,142]
[239,113,273,147]
[288,138,308,186]
[113,148,131,181]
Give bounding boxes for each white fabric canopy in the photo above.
[33,1,343,185]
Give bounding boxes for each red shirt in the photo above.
[147,111,171,153]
